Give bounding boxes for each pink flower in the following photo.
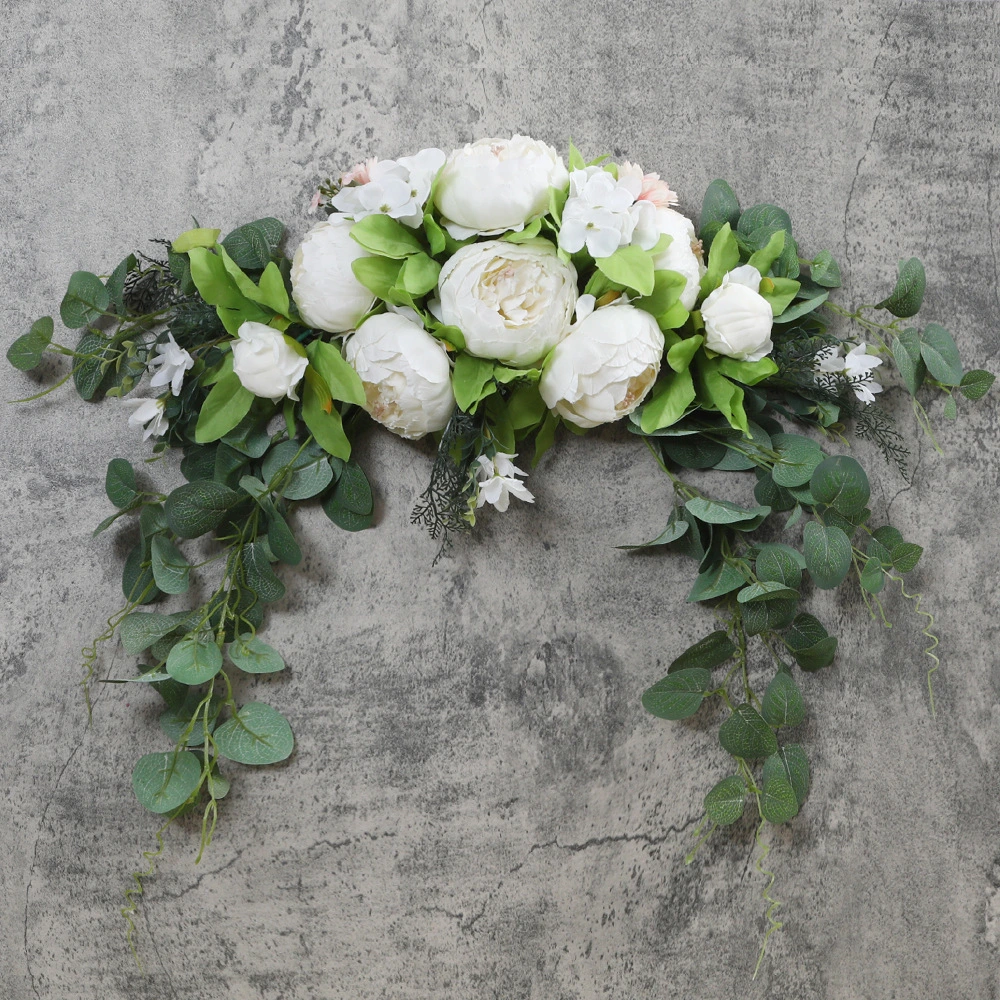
[620,160,679,209]
[339,157,377,187]
[307,189,322,214]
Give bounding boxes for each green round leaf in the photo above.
[741,597,798,637]
[641,667,711,720]
[159,692,220,747]
[761,671,805,728]
[763,745,811,805]
[166,637,223,685]
[241,540,286,603]
[60,271,111,329]
[718,703,778,760]
[119,611,178,654]
[131,751,202,814]
[7,317,54,371]
[262,440,334,500]
[686,496,771,526]
[891,541,923,573]
[213,702,294,765]
[328,460,374,515]
[104,458,138,509]
[760,773,799,824]
[809,455,870,516]
[960,369,995,401]
[771,433,823,488]
[704,776,748,826]
[737,580,799,604]
[755,543,803,589]
[860,558,886,594]
[803,521,852,589]
[687,562,746,602]
[165,480,241,538]
[151,535,191,595]
[228,635,285,674]
[918,323,963,386]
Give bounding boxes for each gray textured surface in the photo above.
[1,1,999,997]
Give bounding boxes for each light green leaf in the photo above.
[747,229,786,276]
[699,222,740,295]
[452,354,496,412]
[166,636,223,685]
[213,702,294,765]
[772,289,827,324]
[195,371,254,444]
[131,751,202,814]
[172,227,220,253]
[759,276,800,316]
[306,339,365,407]
[595,244,655,297]
[716,356,778,386]
[399,252,442,296]
[228,634,285,674]
[188,247,248,309]
[150,535,190,595]
[349,214,424,258]
[351,256,404,299]
[302,368,351,461]
[666,335,703,373]
[638,367,695,432]
[7,317,54,371]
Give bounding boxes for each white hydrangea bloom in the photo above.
[475,452,534,512]
[331,148,446,228]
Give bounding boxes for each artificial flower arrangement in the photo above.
[8,134,994,971]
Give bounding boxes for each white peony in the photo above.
[435,135,568,239]
[344,312,455,440]
[651,207,706,312]
[436,238,578,367]
[290,217,375,333]
[331,148,446,228]
[557,165,659,259]
[700,265,774,363]
[539,302,664,428]
[231,322,308,402]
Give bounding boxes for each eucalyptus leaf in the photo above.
[213,702,294,765]
[150,535,190,595]
[166,636,223,685]
[131,751,202,814]
[228,634,285,674]
[803,521,852,589]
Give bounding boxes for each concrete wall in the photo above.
[1,1,998,997]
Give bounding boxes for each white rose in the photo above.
[436,238,577,366]
[701,265,774,362]
[651,207,706,312]
[344,312,455,440]
[231,322,308,402]
[539,302,664,428]
[435,135,569,238]
[291,217,375,333]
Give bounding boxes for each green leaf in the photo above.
[943,395,958,420]
[704,776,747,826]
[891,329,925,395]
[763,745,810,805]
[716,356,778,386]
[306,339,365,406]
[772,289,827,324]
[166,636,223,685]
[890,541,923,573]
[686,497,770,526]
[105,458,138,508]
[809,455,870,516]
[737,204,792,253]
[213,702,294,765]
[119,612,179,654]
[754,471,796,512]
[641,667,712,720]
[755,543,803,590]
[784,612,828,651]
[399,252,442,296]
[793,636,838,672]
[771,432,823,488]
[267,509,302,565]
[747,229,786,276]
[595,244,655,296]
[742,597,798,637]
[106,254,138,310]
[60,271,110,328]
[71,331,112,400]
[699,223,740,295]
[262,440,335,500]
[121,546,160,605]
[7,317,54,371]
[195,371,254,444]
[876,257,925,317]
[131,751,202,814]
[697,361,749,434]
[150,535,190,595]
[718,703,778,760]
[221,220,276,270]
[242,540,285,603]
[810,250,841,288]
[759,773,799,824]
[452,354,496,412]
[617,518,689,550]
[165,480,241,538]
[302,370,351,461]
[638,367,695,432]
[738,580,798,603]
[159,690,219,747]
[228,634,285,674]
[349,214,423,258]
[327,460,373,515]
[762,671,805,727]
[803,521,852,589]
[253,262,291,316]
[351,256,404,299]
[687,562,746,602]
[960,369,995,401]
[860,557,886,594]
[187,247,248,309]
[918,323,963,386]
[667,630,737,673]
[172,227,220,253]
[665,334,704,374]
[699,180,741,247]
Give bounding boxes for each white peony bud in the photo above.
[435,135,569,238]
[344,312,455,440]
[231,322,308,402]
[651,207,706,312]
[700,265,774,362]
[290,217,375,333]
[436,238,578,366]
[539,302,664,428]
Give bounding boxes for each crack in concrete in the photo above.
[886,430,924,522]
[153,847,246,902]
[987,154,1000,331]
[843,2,905,257]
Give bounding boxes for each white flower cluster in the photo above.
[814,342,883,404]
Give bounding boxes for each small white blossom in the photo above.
[475,452,535,512]
[123,397,169,441]
[148,332,194,396]
[331,148,446,228]
[813,341,883,404]
[558,166,659,259]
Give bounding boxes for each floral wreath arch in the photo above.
[8,133,993,971]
